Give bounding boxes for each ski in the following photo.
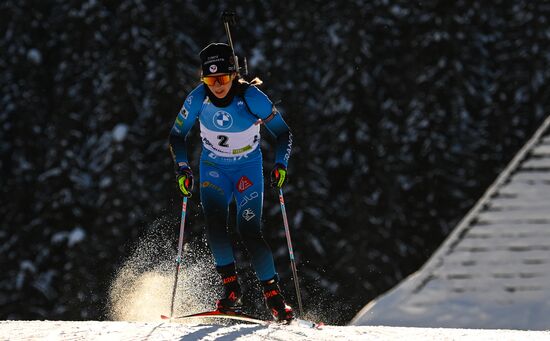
[161,310,323,328]
[290,318,324,329]
[161,310,269,325]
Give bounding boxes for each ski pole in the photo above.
[277,188,304,317]
[169,196,188,319]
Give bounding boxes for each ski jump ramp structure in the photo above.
[352,115,550,330]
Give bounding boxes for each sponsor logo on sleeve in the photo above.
[284,132,293,162]
[179,106,189,119]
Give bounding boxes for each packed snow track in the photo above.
[1,320,549,340]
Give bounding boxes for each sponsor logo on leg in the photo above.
[237,176,253,193]
[202,181,224,195]
[239,191,259,209]
[242,208,256,221]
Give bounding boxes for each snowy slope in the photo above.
[1,320,550,341]
[353,115,550,329]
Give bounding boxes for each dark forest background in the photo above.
[1,0,549,324]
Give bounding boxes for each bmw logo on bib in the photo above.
[213,111,233,130]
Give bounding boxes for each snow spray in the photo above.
[107,217,219,321]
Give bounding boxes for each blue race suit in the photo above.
[169,82,292,281]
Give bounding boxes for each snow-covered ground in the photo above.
[1,320,549,340]
[353,118,550,331]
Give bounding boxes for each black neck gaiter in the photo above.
[205,80,239,107]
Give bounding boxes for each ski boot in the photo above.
[262,277,294,323]
[216,263,243,313]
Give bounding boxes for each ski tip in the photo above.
[160,315,170,320]
[292,318,324,329]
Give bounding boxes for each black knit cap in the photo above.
[199,43,236,76]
